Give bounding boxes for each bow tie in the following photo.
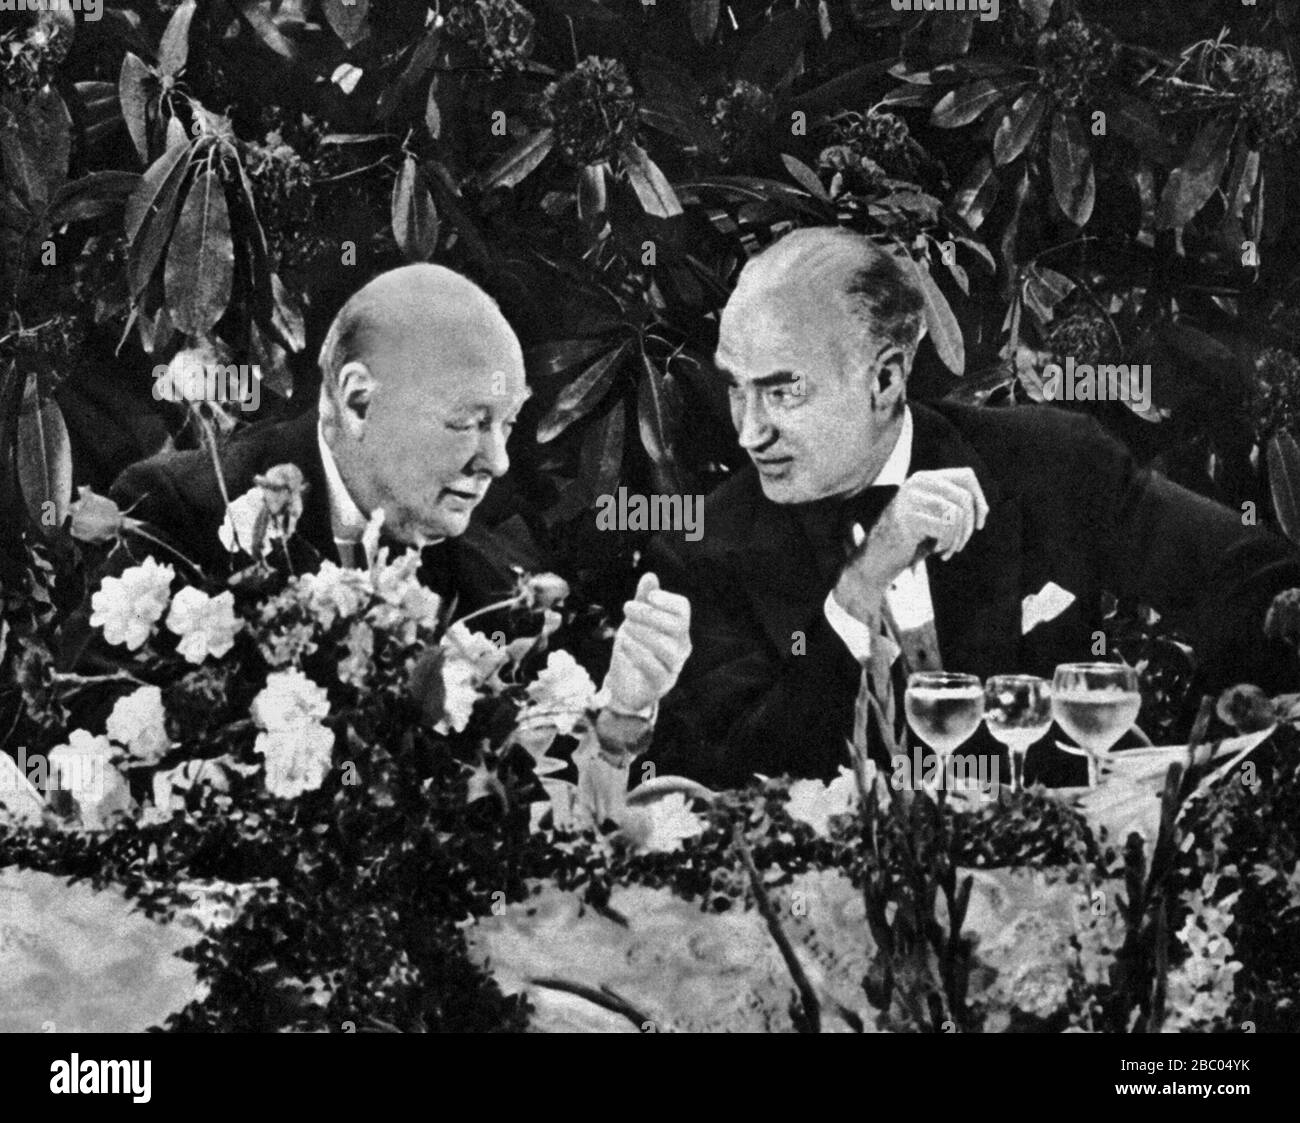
[795,485,899,584]
[837,485,900,556]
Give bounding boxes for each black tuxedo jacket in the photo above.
[645,402,1300,788]
[108,409,541,616]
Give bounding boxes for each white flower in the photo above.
[251,669,330,732]
[165,587,241,663]
[620,793,705,853]
[105,685,170,764]
[525,650,597,735]
[297,563,373,629]
[784,766,861,838]
[255,724,334,799]
[431,625,506,735]
[443,622,506,676]
[90,557,175,650]
[219,488,272,556]
[48,730,114,803]
[372,548,423,606]
[437,655,479,734]
[337,621,374,688]
[219,472,303,559]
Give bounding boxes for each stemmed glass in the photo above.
[1050,663,1142,788]
[904,672,984,794]
[982,675,1052,795]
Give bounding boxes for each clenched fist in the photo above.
[602,573,692,715]
[832,468,989,624]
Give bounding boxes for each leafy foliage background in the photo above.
[4,0,1300,602]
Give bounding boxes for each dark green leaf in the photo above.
[780,154,832,204]
[894,250,965,374]
[735,9,811,88]
[689,0,720,45]
[250,319,293,399]
[0,87,72,213]
[931,80,1018,128]
[577,162,607,221]
[624,144,683,218]
[952,155,999,230]
[993,88,1048,166]
[270,273,306,353]
[1048,110,1095,226]
[878,84,940,109]
[481,128,555,191]
[537,343,629,443]
[391,155,439,262]
[164,167,235,334]
[238,0,300,60]
[124,139,192,295]
[637,351,684,489]
[1264,431,1299,542]
[1156,116,1235,230]
[425,79,442,140]
[159,0,197,77]
[526,339,611,380]
[580,402,626,502]
[379,31,441,121]
[322,0,371,50]
[118,53,154,165]
[17,375,72,527]
[49,171,141,225]
[1107,92,1176,165]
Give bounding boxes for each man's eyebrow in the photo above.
[716,366,800,389]
[753,371,800,388]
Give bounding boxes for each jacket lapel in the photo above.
[909,404,1023,679]
[740,483,845,655]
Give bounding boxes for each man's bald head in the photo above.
[318,263,523,396]
[728,227,927,369]
[317,264,529,544]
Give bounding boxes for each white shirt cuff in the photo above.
[823,590,875,663]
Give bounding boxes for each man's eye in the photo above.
[447,420,476,433]
[766,386,796,406]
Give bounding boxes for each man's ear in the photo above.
[335,361,377,434]
[870,346,909,415]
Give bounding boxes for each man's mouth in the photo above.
[753,455,793,477]
[440,486,485,504]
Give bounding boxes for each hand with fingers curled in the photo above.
[601,572,693,717]
[832,467,990,625]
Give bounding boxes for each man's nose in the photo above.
[471,425,510,478]
[735,395,774,451]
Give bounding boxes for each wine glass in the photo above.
[1050,663,1142,788]
[904,672,984,793]
[983,675,1052,795]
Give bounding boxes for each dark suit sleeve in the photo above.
[109,458,219,573]
[1081,418,1300,694]
[642,535,859,788]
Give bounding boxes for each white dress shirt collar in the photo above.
[869,406,914,489]
[316,420,369,546]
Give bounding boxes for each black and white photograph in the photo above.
[0,0,1295,1080]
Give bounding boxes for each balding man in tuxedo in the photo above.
[113,264,691,729]
[644,227,1300,789]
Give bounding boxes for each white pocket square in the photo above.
[1021,582,1076,634]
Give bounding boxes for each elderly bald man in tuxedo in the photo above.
[113,263,691,729]
[644,227,1300,789]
